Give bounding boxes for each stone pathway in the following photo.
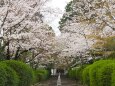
[34,76,84,86]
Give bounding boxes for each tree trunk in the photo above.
[6,40,10,60]
[14,47,20,60]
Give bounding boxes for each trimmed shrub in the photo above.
[67,65,88,83]
[34,70,39,83]
[0,63,19,86]
[38,69,49,79]
[112,70,115,86]
[89,60,114,86]
[97,63,115,86]
[82,60,115,86]
[34,69,49,83]
[3,60,35,86]
[4,65,19,86]
[76,65,88,81]
[89,64,101,86]
[68,68,77,79]
[37,72,46,81]
[75,67,82,80]
[0,63,8,86]
[89,60,115,86]
[82,65,92,86]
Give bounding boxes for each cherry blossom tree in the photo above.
[58,0,115,66]
[0,0,57,65]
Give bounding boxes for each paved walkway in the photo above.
[34,76,84,86]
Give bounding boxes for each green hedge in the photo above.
[89,60,114,86]
[68,65,87,82]
[0,60,51,86]
[68,68,77,79]
[0,63,7,86]
[82,60,115,86]
[76,65,88,81]
[67,60,115,86]
[75,67,81,80]
[82,65,92,86]
[34,69,49,83]
[112,70,115,86]
[0,63,19,86]
[3,60,35,86]
[97,63,115,86]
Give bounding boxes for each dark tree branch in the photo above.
[6,40,10,60]
[14,47,20,60]
[0,9,9,30]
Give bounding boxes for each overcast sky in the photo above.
[43,0,71,36]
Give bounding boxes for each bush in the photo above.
[37,72,45,81]
[3,60,35,86]
[68,68,77,79]
[97,63,115,86]
[0,63,9,86]
[89,60,114,86]
[76,65,88,81]
[4,65,19,86]
[82,60,115,86]
[0,63,19,86]
[38,69,49,79]
[90,60,115,86]
[112,70,115,86]
[67,65,88,83]
[34,69,49,83]
[82,65,92,86]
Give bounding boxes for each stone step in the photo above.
[33,76,84,86]
[36,84,77,86]
[36,83,77,86]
